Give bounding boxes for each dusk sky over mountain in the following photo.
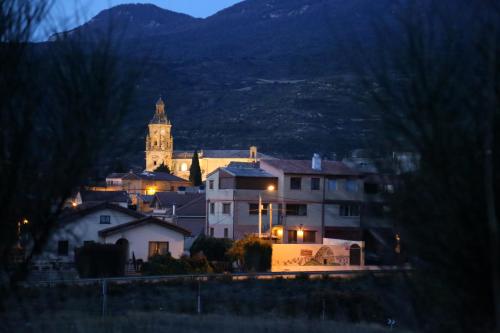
[37,0,243,40]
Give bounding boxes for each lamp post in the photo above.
[258,184,275,238]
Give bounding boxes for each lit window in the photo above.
[181,163,188,172]
[148,241,169,257]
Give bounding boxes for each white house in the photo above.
[36,203,190,267]
[98,216,191,260]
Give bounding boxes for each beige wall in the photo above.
[271,242,364,272]
[173,157,255,180]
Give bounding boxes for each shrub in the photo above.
[190,235,233,261]
[74,243,126,278]
[227,235,272,272]
[142,253,212,275]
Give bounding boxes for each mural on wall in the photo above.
[272,241,364,271]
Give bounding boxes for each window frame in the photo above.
[339,204,360,217]
[303,230,316,243]
[57,240,69,256]
[148,241,169,257]
[99,215,111,224]
[210,203,215,215]
[290,177,302,190]
[286,204,307,216]
[288,230,298,243]
[311,177,320,190]
[209,180,214,190]
[222,203,231,215]
[327,179,337,191]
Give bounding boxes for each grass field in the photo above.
[3,312,407,333]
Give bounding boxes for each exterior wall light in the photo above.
[297,224,304,238]
[146,186,157,195]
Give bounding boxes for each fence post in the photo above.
[101,279,107,317]
[197,279,201,314]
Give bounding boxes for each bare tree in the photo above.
[361,0,500,331]
[0,0,139,288]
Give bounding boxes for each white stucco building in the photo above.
[37,203,190,267]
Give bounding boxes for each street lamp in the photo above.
[259,184,275,238]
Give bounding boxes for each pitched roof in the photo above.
[173,150,274,159]
[153,192,204,210]
[223,163,276,178]
[106,173,127,179]
[79,190,130,203]
[59,202,144,224]
[98,216,191,237]
[175,195,206,217]
[262,159,359,176]
[123,171,188,182]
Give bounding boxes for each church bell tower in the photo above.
[145,97,173,171]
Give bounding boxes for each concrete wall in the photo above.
[271,242,364,272]
[103,223,185,260]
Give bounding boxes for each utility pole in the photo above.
[269,203,273,240]
[101,279,108,317]
[258,194,262,238]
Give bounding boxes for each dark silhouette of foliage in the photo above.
[227,235,272,272]
[0,0,140,288]
[360,1,500,331]
[74,243,126,278]
[190,234,233,262]
[153,162,171,173]
[189,150,202,186]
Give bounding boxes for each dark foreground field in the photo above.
[1,274,415,332]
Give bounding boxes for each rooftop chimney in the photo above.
[312,153,322,170]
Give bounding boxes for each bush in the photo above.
[190,235,233,261]
[227,235,272,272]
[74,243,126,278]
[142,253,212,275]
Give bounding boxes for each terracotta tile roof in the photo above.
[98,216,191,237]
[123,171,188,182]
[262,159,359,176]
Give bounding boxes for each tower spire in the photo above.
[156,96,165,115]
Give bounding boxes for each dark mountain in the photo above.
[50,0,402,168]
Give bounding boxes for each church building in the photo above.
[145,98,274,180]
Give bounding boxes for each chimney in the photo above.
[312,153,322,170]
[249,146,258,161]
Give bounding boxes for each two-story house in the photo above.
[260,154,363,244]
[206,163,279,240]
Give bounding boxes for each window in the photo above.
[57,240,69,256]
[286,204,307,216]
[290,177,302,190]
[153,161,157,166]
[209,180,214,189]
[327,179,337,191]
[148,241,169,257]
[249,203,268,215]
[210,203,215,214]
[339,205,360,217]
[224,228,229,238]
[100,215,111,224]
[222,203,231,215]
[181,163,188,172]
[288,230,297,243]
[311,177,320,190]
[303,231,316,243]
[345,180,359,192]
[364,183,378,194]
[210,227,214,237]
[385,184,395,193]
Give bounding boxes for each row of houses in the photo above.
[32,152,402,277]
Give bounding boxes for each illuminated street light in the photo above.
[259,184,276,238]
